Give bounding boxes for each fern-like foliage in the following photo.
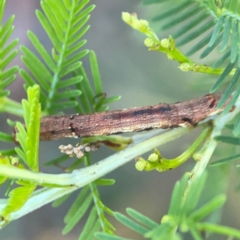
[19,0,93,114]
[142,0,240,133]
[18,0,120,237]
[0,0,19,105]
[43,50,120,237]
[0,85,40,225]
[96,173,240,240]
[1,0,121,236]
[210,134,240,166]
[14,85,41,171]
[49,157,116,237]
[19,0,120,115]
[3,0,240,239]
[54,177,116,238]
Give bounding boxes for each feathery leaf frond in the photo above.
[0,0,19,98]
[15,85,41,171]
[58,169,115,238]
[17,0,119,236]
[20,0,95,114]
[0,85,40,224]
[2,1,240,238]
[97,173,240,239]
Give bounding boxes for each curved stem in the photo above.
[136,125,212,172]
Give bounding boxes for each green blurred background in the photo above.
[1,1,240,239]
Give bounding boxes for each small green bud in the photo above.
[135,158,147,171]
[148,153,159,162]
[122,12,150,34]
[179,63,191,72]
[161,215,175,224]
[122,12,132,25]
[193,152,201,161]
[160,38,170,48]
[144,38,154,48]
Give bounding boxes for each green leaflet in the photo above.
[97,173,234,240]
[0,132,13,142]
[73,51,121,114]
[95,232,131,240]
[0,154,10,184]
[1,85,40,223]
[114,211,149,235]
[15,85,41,171]
[62,193,93,234]
[61,166,116,237]
[0,0,19,105]
[0,183,37,222]
[214,135,240,145]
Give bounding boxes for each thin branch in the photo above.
[0,128,190,187]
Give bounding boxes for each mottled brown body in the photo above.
[40,94,224,141]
